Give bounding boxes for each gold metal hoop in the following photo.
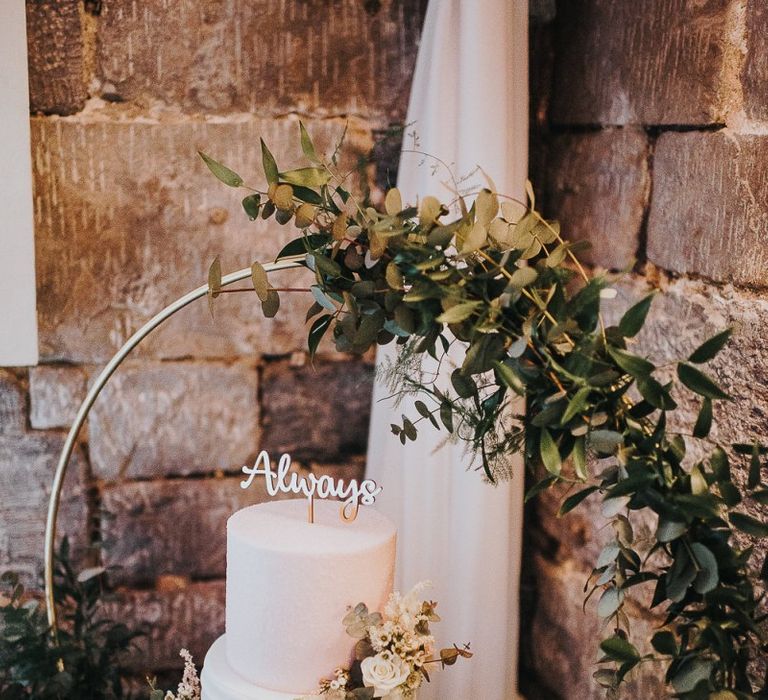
[44,256,306,633]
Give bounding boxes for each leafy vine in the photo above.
[201,122,768,698]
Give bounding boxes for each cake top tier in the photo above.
[228,499,396,556]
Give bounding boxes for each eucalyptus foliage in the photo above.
[0,540,138,699]
[201,123,768,698]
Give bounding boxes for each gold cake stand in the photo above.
[43,256,306,634]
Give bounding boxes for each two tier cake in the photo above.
[201,498,397,699]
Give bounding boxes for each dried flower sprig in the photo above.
[317,582,471,700]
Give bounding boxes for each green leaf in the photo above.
[279,167,331,188]
[311,285,336,312]
[637,375,676,410]
[198,151,244,187]
[540,429,562,476]
[260,138,279,185]
[691,542,719,594]
[692,398,713,439]
[312,253,342,278]
[671,658,713,694]
[677,363,731,400]
[688,328,733,363]
[261,289,280,318]
[251,261,269,302]
[494,361,526,396]
[651,630,677,656]
[439,401,454,432]
[599,635,640,662]
[451,369,476,399]
[618,294,654,337]
[436,301,481,324]
[572,437,588,480]
[558,486,598,516]
[607,346,654,377]
[748,441,762,489]
[308,314,332,359]
[242,193,261,219]
[275,234,328,261]
[590,430,623,455]
[525,474,557,503]
[299,121,319,163]
[597,587,623,618]
[656,518,687,543]
[402,416,418,441]
[751,488,768,505]
[730,512,768,538]
[560,386,591,425]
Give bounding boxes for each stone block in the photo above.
[742,0,768,122]
[29,364,88,430]
[551,0,732,126]
[261,357,374,461]
[94,0,424,120]
[26,0,88,115]
[647,131,768,286]
[0,370,27,435]
[0,433,89,584]
[31,114,373,362]
[88,360,259,481]
[99,581,224,672]
[529,554,667,699]
[546,128,649,269]
[100,476,266,585]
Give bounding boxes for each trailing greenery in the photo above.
[201,122,768,698]
[0,540,138,699]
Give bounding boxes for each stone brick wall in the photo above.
[5,0,425,681]
[524,1,768,697]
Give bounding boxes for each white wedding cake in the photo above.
[201,498,397,699]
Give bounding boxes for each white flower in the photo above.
[361,652,411,697]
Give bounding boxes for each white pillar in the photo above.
[0,1,38,366]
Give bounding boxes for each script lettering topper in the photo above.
[240,450,382,523]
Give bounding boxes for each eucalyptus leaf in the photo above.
[688,328,733,363]
[251,261,270,302]
[597,587,624,618]
[618,293,654,337]
[279,167,330,187]
[260,139,279,185]
[198,151,244,187]
[261,289,280,318]
[242,193,261,220]
[539,429,562,476]
[677,363,731,400]
[299,121,319,163]
[730,512,768,538]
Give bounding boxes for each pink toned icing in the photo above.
[222,499,397,695]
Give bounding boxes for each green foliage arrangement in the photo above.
[201,122,768,699]
[0,540,137,699]
[201,125,768,700]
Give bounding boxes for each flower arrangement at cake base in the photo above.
[150,582,470,700]
[317,581,471,699]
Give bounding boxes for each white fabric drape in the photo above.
[366,2,528,698]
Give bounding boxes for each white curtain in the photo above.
[366,1,528,699]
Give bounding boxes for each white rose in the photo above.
[360,652,411,697]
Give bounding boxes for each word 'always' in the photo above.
[240,451,382,523]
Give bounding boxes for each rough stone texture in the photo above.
[529,554,669,699]
[261,357,374,461]
[100,581,225,672]
[551,0,732,126]
[647,131,768,286]
[95,0,425,119]
[25,0,88,115]
[0,370,27,435]
[100,476,265,585]
[31,114,372,362]
[0,433,89,583]
[88,360,259,481]
[29,364,89,430]
[742,0,768,122]
[546,128,650,269]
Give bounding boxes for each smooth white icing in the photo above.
[202,635,318,700]
[222,499,397,695]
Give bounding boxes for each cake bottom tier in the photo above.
[201,635,320,700]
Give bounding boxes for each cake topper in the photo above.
[240,451,382,524]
